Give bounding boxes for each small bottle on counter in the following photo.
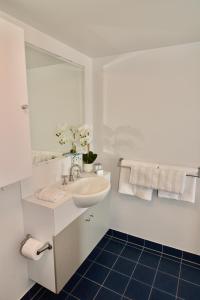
[93,163,104,175]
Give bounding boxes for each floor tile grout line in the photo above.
[82,270,179,299]
[108,234,200,268]
[28,238,152,299]
[28,234,200,300]
[65,237,112,299]
[92,240,128,299]
[98,246,200,284]
[98,247,158,264]
[108,235,163,254]
[180,278,200,288]
[99,240,191,268]
[79,276,124,297]
[90,249,183,280]
[147,252,163,300]
[83,266,158,289]
[78,266,130,280]
[121,245,145,299]
[175,250,183,299]
[108,235,200,267]
[80,263,131,280]
[103,237,200,272]
[152,286,182,298]
[102,240,182,263]
[86,256,181,281]
[62,289,80,300]
[30,287,45,300]
[106,238,145,250]
[181,260,200,270]
[92,239,128,300]
[103,245,156,256]
[99,240,143,255]
[129,254,161,287]
[34,289,47,300]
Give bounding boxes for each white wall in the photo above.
[93,43,200,254]
[0,184,30,300]
[0,10,92,300]
[27,63,83,152]
[1,8,200,300]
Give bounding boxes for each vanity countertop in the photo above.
[22,171,111,235]
[22,171,110,209]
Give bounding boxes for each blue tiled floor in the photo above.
[22,233,200,300]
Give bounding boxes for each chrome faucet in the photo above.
[69,164,82,182]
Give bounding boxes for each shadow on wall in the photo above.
[103,125,144,157]
[102,124,144,190]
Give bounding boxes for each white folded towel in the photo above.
[158,168,186,194]
[129,165,160,189]
[118,162,153,201]
[158,174,197,203]
[36,186,67,203]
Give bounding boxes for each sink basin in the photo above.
[65,176,110,208]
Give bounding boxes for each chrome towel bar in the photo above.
[118,158,200,178]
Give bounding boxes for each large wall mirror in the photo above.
[25,45,84,164]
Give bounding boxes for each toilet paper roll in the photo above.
[21,238,44,261]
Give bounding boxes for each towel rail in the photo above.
[118,158,200,178]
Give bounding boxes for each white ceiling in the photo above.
[0,0,200,57]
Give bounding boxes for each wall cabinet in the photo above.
[0,17,32,188]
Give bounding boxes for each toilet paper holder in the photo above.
[37,241,52,255]
[20,234,52,256]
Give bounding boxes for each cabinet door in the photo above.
[54,197,110,293]
[0,18,32,188]
[79,196,110,256]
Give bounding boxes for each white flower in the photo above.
[78,125,92,146]
[58,135,67,145]
[56,123,93,152]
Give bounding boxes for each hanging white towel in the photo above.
[118,161,154,201]
[129,165,159,189]
[158,175,197,203]
[157,168,186,194]
[119,159,197,203]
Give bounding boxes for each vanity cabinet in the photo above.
[54,197,110,292]
[0,17,32,188]
[22,184,110,293]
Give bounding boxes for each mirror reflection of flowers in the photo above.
[56,124,80,154]
[79,125,92,152]
[55,124,97,164]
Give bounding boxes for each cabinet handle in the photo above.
[21,104,29,110]
[85,218,91,222]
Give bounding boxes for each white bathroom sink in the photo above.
[65,176,110,208]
